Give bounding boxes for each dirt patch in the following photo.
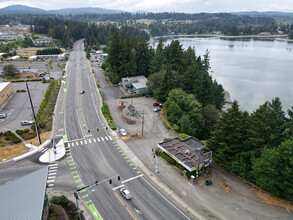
[220,179,231,192]
[0,142,28,161]
[124,115,136,124]
[119,105,126,111]
[26,131,51,146]
[19,73,36,78]
[253,189,293,212]
[121,133,143,140]
[52,204,68,220]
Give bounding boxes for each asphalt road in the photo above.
[58,39,194,220]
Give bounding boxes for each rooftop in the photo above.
[0,166,48,220]
[0,82,11,92]
[158,137,212,172]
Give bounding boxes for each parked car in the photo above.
[0,113,7,119]
[119,128,127,136]
[154,108,161,112]
[153,102,160,107]
[21,120,34,126]
[120,188,132,200]
[80,90,85,94]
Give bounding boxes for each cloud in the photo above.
[0,0,293,12]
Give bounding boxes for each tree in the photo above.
[202,104,220,139]
[3,64,19,77]
[252,139,293,199]
[208,101,248,162]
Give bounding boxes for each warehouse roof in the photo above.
[0,82,11,92]
[0,166,48,220]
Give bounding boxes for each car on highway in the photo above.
[80,90,85,94]
[120,188,132,200]
[119,128,127,136]
[154,108,161,112]
[0,113,7,119]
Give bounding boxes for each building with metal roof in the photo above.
[157,137,212,172]
[0,166,49,220]
[121,75,149,94]
[0,82,14,107]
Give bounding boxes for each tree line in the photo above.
[36,48,62,55]
[208,99,293,200]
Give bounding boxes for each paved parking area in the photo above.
[0,81,49,132]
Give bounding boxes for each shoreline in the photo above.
[149,34,293,43]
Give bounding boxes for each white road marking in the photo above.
[48,176,56,179]
[76,142,79,146]
[84,140,87,144]
[47,180,55,183]
[49,169,57,172]
[48,184,54,187]
[47,188,53,190]
[49,164,58,167]
[80,141,83,145]
[97,138,100,142]
[121,174,144,184]
[142,177,191,220]
[112,185,125,191]
[89,139,92,143]
[93,139,96,142]
[101,137,104,142]
[109,136,112,140]
[48,172,57,176]
[67,143,71,147]
[72,142,74,147]
[105,136,108,141]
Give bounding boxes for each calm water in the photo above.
[151,37,293,113]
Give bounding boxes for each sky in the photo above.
[0,0,292,13]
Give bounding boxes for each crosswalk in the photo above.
[66,136,112,148]
[47,162,58,191]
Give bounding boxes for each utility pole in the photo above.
[26,81,41,145]
[141,109,144,136]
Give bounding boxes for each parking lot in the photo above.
[0,81,50,132]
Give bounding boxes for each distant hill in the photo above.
[233,11,293,18]
[0,5,46,14]
[0,5,124,15]
[49,7,124,14]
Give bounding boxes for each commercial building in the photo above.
[157,137,212,172]
[0,82,14,107]
[33,36,54,46]
[9,55,20,60]
[0,166,49,220]
[121,75,149,94]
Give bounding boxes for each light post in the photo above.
[74,192,81,220]
[152,149,159,174]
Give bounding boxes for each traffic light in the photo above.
[109,179,112,184]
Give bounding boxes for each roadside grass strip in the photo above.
[88,204,102,220]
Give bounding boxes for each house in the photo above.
[9,55,20,60]
[157,137,212,172]
[29,55,38,60]
[33,36,54,46]
[121,76,149,94]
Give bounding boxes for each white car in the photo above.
[120,188,132,200]
[119,129,127,136]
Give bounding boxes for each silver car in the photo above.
[120,188,132,200]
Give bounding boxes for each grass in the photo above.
[26,131,51,146]
[0,143,28,161]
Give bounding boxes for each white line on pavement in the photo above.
[109,136,112,140]
[97,138,100,142]
[112,185,125,191]
[76,142,79,146]
[72,142,74,147]
[48,176,56,179]
[49,169,57,172]
[93,139,96,142]
[47,180,55,183]
[101,137,104,142]
[48,172,57,176]
[121,174,144,184]
[48,184,54,187]
[105,136,108,141]
[89,139,92,143]
[84,140,87,144]
[80,141,83,145]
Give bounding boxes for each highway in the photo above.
[60,39,193,219]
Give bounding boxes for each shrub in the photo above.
[177,164,184,171]
[6,76,12,79]
[49,204,54,213]
[23,128,29,133]
[16,129,23,135]
[14,75,20,79]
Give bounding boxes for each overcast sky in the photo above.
[0,0,292,13]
